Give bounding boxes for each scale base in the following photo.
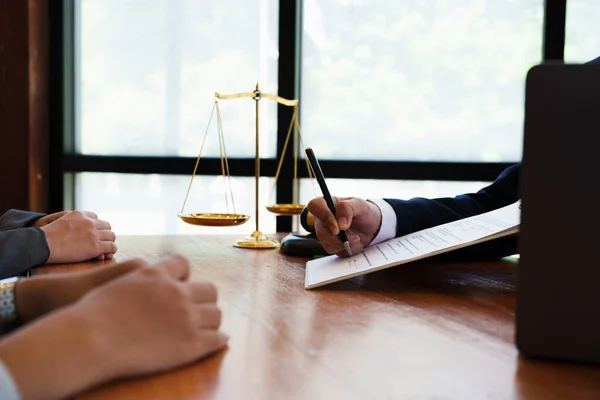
[280,232,326,257]
[234,230,279,249]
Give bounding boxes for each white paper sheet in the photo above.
[305,201,521,289]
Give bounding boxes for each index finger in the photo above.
[94,219,112,231]
[47,211,69,222]
[307,197,339,235]
[83,211,99,219]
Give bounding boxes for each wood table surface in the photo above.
[32,235,600,400]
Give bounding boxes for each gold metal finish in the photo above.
[215,91,298,107]
[180,83,314,247]
[178,213,250,227]
[265,204,305,216]
[179,101,245,227]
[254,84,260,239]
[234,230,280,249]
[266,106,315,217]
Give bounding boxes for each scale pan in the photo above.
[178,213,250,227]
[265,204,305,216]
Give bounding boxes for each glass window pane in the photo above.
[76,173,277,235]
[565,1,600,62]
[301,0,543,162]
[77,0,279,158]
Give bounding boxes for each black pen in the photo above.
[305,147,352,256]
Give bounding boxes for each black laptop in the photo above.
[517,63,600,364]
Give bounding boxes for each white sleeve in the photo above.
[367,199,397,246]
[0,358,21,400]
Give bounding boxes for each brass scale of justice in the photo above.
[178,84,316,249]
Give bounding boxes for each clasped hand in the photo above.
[3,255,227,400]
[35,211,117,263]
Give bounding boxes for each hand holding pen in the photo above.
[305,148,384,257]
[304,147,352,256]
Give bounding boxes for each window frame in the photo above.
[48,0,566,232]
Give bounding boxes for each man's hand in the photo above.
[15,259,142,323]
[77,255,228,380]
[307,196,382,257]
[40,211,117,264]
[32,211,69,227]
[0,255,227,400]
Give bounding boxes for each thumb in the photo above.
[217,332,229,348]
[45,211,69,224]
[205,332,230,355]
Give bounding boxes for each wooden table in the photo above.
[32,235,600,400]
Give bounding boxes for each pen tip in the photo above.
[344,242,353,256]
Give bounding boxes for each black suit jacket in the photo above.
[384,164,520,261]
[0,210,49,279]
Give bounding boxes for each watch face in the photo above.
[0,277,20,327]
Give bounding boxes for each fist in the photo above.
[75,255,228,380]
[40,211,117,264]
[307,196,382,256]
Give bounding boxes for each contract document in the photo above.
[305,201,521,289]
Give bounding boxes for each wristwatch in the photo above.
[0,277,21,332]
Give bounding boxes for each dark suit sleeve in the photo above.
[0,209,45,231]
[382,164,520,261]
[0,228,50,279]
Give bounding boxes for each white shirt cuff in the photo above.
[0,358,21,400]
[367,199,397,246]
